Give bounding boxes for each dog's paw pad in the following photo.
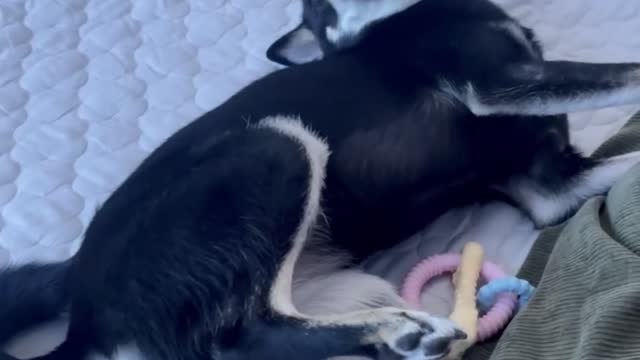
[382,313,465,360]
[395,331,424,352]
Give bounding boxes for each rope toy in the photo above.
[401,251,518,342]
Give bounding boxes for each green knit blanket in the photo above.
[466,112,640,360]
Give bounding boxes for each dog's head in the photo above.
[266,0,543,66]
[266,0,428,66]
[266,0,640,118]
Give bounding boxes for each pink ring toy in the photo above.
[401,254,518,342]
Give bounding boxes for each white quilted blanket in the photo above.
[2,0,640,358]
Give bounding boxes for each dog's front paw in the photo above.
[377,311,466,360]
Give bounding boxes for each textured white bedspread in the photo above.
[2,0,640,357]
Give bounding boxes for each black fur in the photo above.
[0,261,70,345]
[3,0,640,359]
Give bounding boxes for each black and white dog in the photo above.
[3,0,640,359]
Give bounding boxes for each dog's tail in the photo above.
[0,260,71,357]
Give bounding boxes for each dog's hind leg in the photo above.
[452,61,640,116]
[499,148,640,228]
[227,308,465,360]
[239,117,464,360]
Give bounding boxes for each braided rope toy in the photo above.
[401,244,535,345]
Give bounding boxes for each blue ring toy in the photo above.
[478,277,535,311]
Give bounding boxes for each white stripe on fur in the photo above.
[257,116,331,316]
[326,0,421,44]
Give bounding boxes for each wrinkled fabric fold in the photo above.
[465,112,640,360]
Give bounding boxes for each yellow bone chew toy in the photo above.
[447,242,484,359]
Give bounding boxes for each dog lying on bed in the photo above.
[2,0,640,359]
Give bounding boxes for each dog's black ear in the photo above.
[456,61,640,116]
[266,24,323,66]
